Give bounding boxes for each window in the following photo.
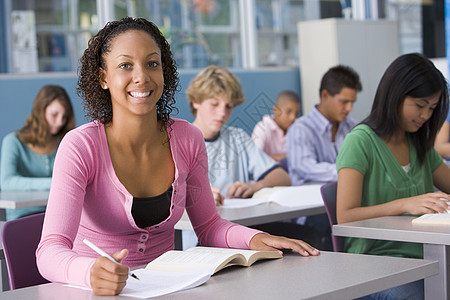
[111,0,242,68]
[1,0,443,73]
[9,0,97,72]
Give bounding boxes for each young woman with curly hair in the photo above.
[36,17,319,296]
[1,84,74,220]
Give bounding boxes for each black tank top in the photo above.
[131,186,173,228]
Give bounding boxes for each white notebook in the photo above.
[222,184,324,209]
[412,211,450,224]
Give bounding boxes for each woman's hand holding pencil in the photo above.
[83,238,138,296]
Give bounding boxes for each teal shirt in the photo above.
[1,132,54,220]
[336,124,443,259]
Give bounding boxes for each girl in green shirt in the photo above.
[336,53,450,300]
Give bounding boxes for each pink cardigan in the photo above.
[36,119,261,288]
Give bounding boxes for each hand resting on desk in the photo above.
[249,233,320,257]
[226,181,261,199]
[400,192,450,215]
[211,182,260,206]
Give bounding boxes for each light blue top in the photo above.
[205,126,278,194]
[286,105,357,185]
[1,132,54,220]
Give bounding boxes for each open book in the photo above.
[222,184,324,209]
[120,247,282,298]
[412,212,450,224]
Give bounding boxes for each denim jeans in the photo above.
[356,280,423,300]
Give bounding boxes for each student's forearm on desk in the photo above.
[338,202,407,224]
[225,168,290,198]
[337,168,450,223]
[257,167,290,188]
[336,168,402,223]
[338,196,450,224]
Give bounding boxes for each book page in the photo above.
[412,212,450,224]
[222,197,268,208]
[252,186,287,199]
[189,247,282,267]
[145,249,244,274]
[223,184,324,208]
[268,184,324,207]
[191,246,261,262]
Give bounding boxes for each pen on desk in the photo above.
[83,238,140,280]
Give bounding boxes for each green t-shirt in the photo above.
[336,124,443,259]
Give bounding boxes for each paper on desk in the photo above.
[65,268,211,298]
[120,268,211,298]
[412,212,450,224]
[222,198,268,208]
[222,184,323,208]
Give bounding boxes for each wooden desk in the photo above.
[0,251,438,300]
[333,216,450,300]
[0,191,49,221]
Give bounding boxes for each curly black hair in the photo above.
[77,17,179,125]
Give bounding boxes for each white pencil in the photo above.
[83,238,140,280]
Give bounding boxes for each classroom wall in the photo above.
[0,67,301,160]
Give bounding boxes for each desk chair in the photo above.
[279,157,288,172]
[1,212,49,289]
[320,182,345,252]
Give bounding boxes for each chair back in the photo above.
[279,157,288,172]
[320,182,345,252]
[1,212,49,289]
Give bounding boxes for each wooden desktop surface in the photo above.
[0,251,438,300]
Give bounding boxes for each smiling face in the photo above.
[45,99,67,135]
[318,87,357,125]
[99,29,164,120]
[399,93,440,133]
[192,95,234,139]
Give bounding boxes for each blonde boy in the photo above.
[252,91,300,161]
[186,66,291,205]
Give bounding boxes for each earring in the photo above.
[103,84,108,89]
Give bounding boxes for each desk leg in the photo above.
[424,244,449,300]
